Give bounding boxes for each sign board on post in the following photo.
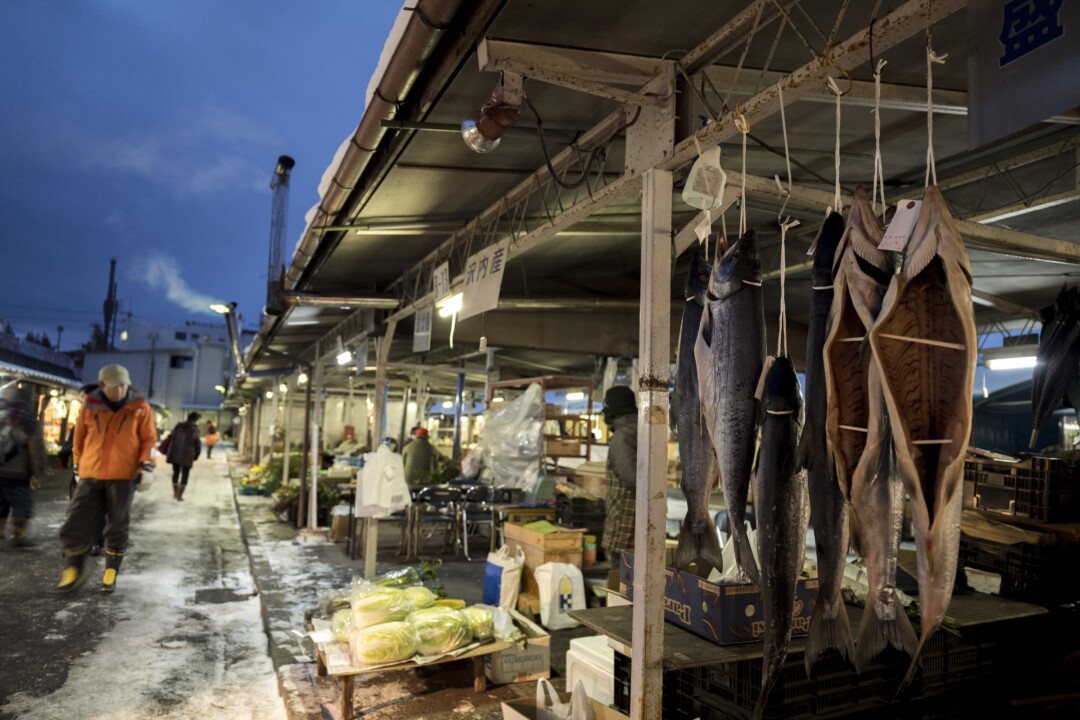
[968,1,1080,147]
[459,239,510,320]
[433,262,451,304]
[412,306,432,352]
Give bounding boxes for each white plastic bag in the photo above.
[482,545,525,610]
[536,678,595,720]
[534,562,586,631]
[355,445,412,517]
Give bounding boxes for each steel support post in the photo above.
[308,358,324,531]
[452,372,465,461]
[366,318,398,579]
[281,377,292,493]
[627,61,675,719]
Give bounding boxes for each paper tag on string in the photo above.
[694,212,713,243]
[479,335,487,352]
[754,356,776,402]
[879,200,921,252]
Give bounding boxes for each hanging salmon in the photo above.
[798,210,856,676]
[673,250,723,572]
[751,355,807,719]
[694,230,765,584]
[823,188,917,673]
[868,185,977,690]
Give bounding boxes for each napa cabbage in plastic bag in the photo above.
[460,604,495,641]
[349,621,419,665]
[352,587,415,630]
[403,585,437,609]
[332,608,353,642]
[491,607,523,642]
[406,607,473,656]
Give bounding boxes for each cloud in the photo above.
[134,253,225,315]
[75,102,279,196]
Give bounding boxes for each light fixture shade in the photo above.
[982,344,1038,371]
[462,118,500,153]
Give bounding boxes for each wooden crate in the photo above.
[504,522,584,596]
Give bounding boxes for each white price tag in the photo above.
[433,262,450,303]
[879,200,922,252]
[693,212,712,243]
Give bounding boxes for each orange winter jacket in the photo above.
[73,389,157,480]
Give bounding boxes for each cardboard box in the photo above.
[486,609,551,685]
[504,522,584,596]
[546,438,583,457]
[502,695,628,720]
[619,553,818,645]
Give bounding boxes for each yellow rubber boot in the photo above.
[54,550,87,594]
[101,550,124,593]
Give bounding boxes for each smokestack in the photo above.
[102,258,118,351]
[265,155,295,316]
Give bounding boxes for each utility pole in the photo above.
[147,332,159,399]
[55,325,63,352]
[102,259,118,351]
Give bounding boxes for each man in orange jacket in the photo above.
[56,364,157,594]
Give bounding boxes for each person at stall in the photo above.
[401,427,436,487]
[164,412,201,502]
[204,420,220,459]
[0,388,48,547]
[600,385,638,560]
[55,364,156,594]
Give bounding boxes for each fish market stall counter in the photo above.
[569,594,1048,718]
[310,618,512,719]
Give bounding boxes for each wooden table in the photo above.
[569,592,1048,670]
[313,633,512,719]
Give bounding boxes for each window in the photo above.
[170,355,193,369]
[175,332,187,341]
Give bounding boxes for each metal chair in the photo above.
[457,485,497,561]
[407,486,462,559]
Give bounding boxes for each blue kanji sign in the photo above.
[1000,0,1065,66]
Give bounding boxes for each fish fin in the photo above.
[896,624,934,699]
[753,646,786,720]
[854,592,919,674]
[673,520,724,574]
[795,422,813,472]
[804,600,855,678]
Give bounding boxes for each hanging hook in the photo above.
[734,103,750,134]
[868,17,878,73]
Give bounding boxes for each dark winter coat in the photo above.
[165,421,201,467]
[401,436,437,486]
[602,413,638,554]
[0,399,47,483]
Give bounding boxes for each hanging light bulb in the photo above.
[461,73,523,154]
[336,336,353,366]
[265,390,274,399]
[279,382,288,393]
[298,372,308,385]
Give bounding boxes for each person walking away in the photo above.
[165,412,201,501]
[56,364,156,594]
[600,386,638,561]
[204,420,219,459]
[401,427,437,486]
[0,389,48,547]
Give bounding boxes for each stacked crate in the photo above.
[961,453,1080,606]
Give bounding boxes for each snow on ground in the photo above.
[0,459,287,720]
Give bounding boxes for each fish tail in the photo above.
[854,592,919,674]
[753,648,785,720]
[1029,428,1039,449]
[895,625,934,699]
[734,531,761,586]
[803,600,855,677]
[673,519,724,573]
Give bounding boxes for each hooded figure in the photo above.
[600,386,638,556]
[0,390,48,547]
[401,427,437,486]
[165,412,201,501]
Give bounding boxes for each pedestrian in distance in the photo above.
[0,387,49,548]
[401,427,437,487]
[55,364,157,594]
[600,385,638,560]
[204,420,219,459]
[163,412,201,501]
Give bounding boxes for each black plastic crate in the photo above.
[960,536,1080,605]
[613,627,1000,719]
[492,487,524,504]
[963,455,1080,523]
[555,494,605,511]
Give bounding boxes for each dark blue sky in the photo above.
[0,0,400,351]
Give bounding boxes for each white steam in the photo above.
[137,254,224,315]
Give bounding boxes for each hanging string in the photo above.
[924,2,941,187]
[871,59,888,222]
[736,106,750,236]
[776,218,800,358]
[827,75,843,214]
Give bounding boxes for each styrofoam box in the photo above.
[566,635,615,706]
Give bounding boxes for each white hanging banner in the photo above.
[459,239,509,320]
[433,262,451,304]
[968,1,1079,146]
[413,306,433,352]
